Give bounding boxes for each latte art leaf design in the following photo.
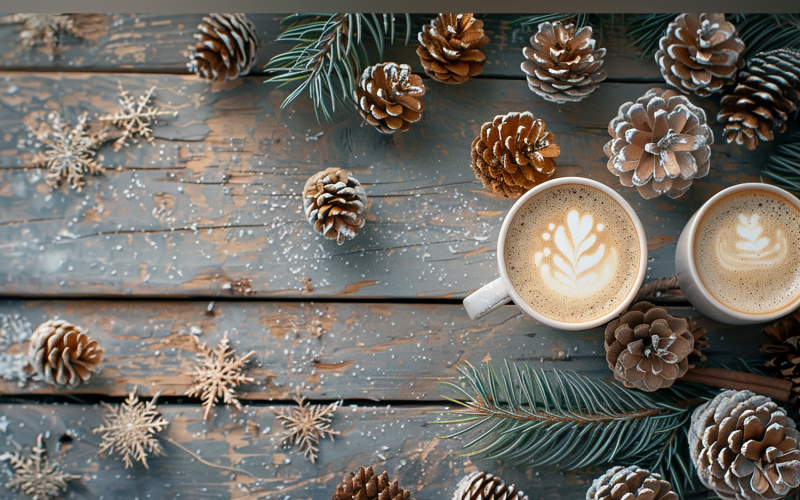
[735,214,769,252]
[534,210,617,298]
[716,212,787,271]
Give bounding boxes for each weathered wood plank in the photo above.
[0,402,604,500]
[0,301,766,400]
[0,14,662,82]
[0,72,769,298]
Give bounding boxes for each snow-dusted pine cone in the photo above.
[356,62,426,133]
[303,168,367,245]
[655,13,745,96]
[454,471,528,500]
[690,390,800,500]
[188,13,260,82]
[28,319,104,387]
[587,466,678,500]
[417,13,490,84]
[521,21,607,103]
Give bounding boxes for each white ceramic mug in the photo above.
[675,183,800,324]
[463,177,649,331]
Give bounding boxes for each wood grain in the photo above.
[0,300,766,401]
[0,14,662,82]
[0,72,769,299]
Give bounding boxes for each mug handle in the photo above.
[463,278,512,319]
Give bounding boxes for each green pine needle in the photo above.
[263,13,410,122]
[763,132,800,195]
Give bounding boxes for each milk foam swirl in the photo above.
[715,213,788,271]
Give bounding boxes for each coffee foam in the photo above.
[504,184,641,323]
[694,190,800,314]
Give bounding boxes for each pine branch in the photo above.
[263,13,410,122]
[730,14,800,58]
[763,132,800,195]
[438,362,697,471]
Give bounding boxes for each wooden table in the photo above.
[0,14,775,500]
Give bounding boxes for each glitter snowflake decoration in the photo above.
[99,84,173,151]
[4,434,79,500]
[92,387,169,469]
[29,112,108,192]
[185,332,256,420]
[1,14,79,54]
[274,395,340,463]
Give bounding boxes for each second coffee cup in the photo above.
[463,177,648,331]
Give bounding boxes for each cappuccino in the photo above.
[694,189,800,314]
[504,184,642,324]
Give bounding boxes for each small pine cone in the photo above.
[471,112,560,198]
[655,13,745,96]
[416,13,490,84]
[521,21,607,103]
[333,467,413,500]
[689,390,800,500]
[303,168,367,245]
[604,88,713,199]
[761,310,800,403]
[717,49,800,150]
[188,13,260,82]
[28,319,104,388]
[587,466,678,500]
[604,302,694,392]
[454,471,528,500]
[356,63,426,134]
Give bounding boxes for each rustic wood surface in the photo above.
[0,14,784,500]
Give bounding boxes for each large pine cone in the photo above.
[454,471,528,500]
[333,467,413,500]
[416,13,490,84]
[717,49,800,150]
[604,88,713,199]
[587,466,678,500]
[28,319,104,387]
[761,310,800,403]
[521,21,607,104]
[604,301,694,392]
[356,62,426,134]
[303,168,367,245]
[690,390,800,500]
[471,112,559,198]
[188,13,260,82]
[655,13,745,96]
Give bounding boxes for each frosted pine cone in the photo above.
[471,112,560,198]
[655,13,745,96]
[689,390,800,500]
[717,48,800,150]
[356,62,426,133]
[587,466,678,500]
[521,21,607,103]
[188,13,260,82]
[417,13,490,84]
[28,319,104,387]
[303,168,367,245]
[604,88,713,199]
[454,471,528,500]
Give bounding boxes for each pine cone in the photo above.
[454,471,528,500]
[689,390,800,500]
[303,168,367,245]
[688,317,709,364]
[761,310,800,402]
[188,13,260,82]
[655,13,745,96]
[416,13,490,84]
[521,21,607,104]
[28,319,104,388]
[356,62,426,134]
[333,467,413,500]
[471,112,559,198]
[604,88,713,199]
[717,49,800,150]
[587,466,678,500]
[604,301,694,392]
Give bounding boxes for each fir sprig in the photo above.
[263,13,410,121]
[438,363,710,495]
[763,132,800,195]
